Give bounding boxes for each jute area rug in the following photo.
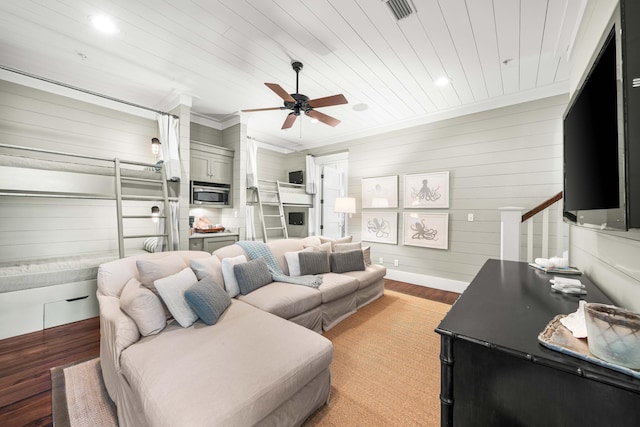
[51,290,450,426]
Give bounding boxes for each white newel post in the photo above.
[499,207,524,261]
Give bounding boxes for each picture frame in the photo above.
[361,211,398,244]
[403,212,449,250]
[361,175,398,209]
[403,171,449,208]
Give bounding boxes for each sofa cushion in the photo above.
[330,249,366,274]
[237,282,322,319]
[342,264,387,289]
[316,273,360,303]
[234,258,273,295]
[120,278,166,336]
[221,255,247,298]
[320,235,353,250]
[333,242,361,252]
[284,247,313,277]
[154,267,199,327]
[136,253,187,294]
[299,250,331,275]
[190,255,224,288]
[362,246,372,266]
[266,239,305,273]
[184,276,231,325]
[119,300,333,427]
[303,241,332,253]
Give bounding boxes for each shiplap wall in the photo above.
[0,80,161,262]
[568,0,640,311]
[287,95,567,285]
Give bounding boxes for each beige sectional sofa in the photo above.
[97,236,386,427]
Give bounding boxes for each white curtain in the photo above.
[246,136,258,189]
[157,114,181,181]
[158,201,180,251]
[245,136,258,241]
[305,154,317,194]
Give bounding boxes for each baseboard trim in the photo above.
[385,269,469,294]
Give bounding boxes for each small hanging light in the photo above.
[151,205,160,223]
[151,137,161,155]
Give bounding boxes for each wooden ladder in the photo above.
[255,180,288,242]
[114,159,174,258]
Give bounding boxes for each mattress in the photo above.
[0,153,161,179]
[0,251,145,293]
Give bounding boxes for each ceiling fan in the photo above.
[242,61,348,130]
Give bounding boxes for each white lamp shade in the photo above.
[334,197,356,214]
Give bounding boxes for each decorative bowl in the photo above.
[584,303,640,370]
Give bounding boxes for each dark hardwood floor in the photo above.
[0,280,459,427]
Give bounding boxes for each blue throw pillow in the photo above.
[184,276,231,325]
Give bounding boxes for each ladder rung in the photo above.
[263,214,282,218]
[261,202,280,206]
[121,195,165,201]
[261,190,278,194]
[265,227,285,230]
[121,176,164,184]
[123,233,168,239]
[122,215,166,219]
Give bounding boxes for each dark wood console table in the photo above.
[435,259,640,426]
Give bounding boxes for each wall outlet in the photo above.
[379,257,384,264]
[467,213,474,222]
[394,259,399,267]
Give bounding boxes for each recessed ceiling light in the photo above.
[90,14,119,35]
[352,103,368,112]
[434,77,450,87]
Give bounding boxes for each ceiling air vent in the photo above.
[384,0,416,22]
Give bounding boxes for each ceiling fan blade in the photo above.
[307,94,348,108]
[282,113,297,129]
[306,110,341,127]
[265,83,296,103]
[241,107,283,112]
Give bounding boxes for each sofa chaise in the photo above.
[97,236,386,427]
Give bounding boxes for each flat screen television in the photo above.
[563,10,629,230]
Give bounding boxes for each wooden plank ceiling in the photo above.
[0,0,584,150]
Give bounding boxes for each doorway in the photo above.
[311,152,349,238]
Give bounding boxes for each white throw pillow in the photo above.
[221,255,247,298]
[154,268,199,328]
[120,278,166,336]
[284,247,313,276]
[190,255,224,286]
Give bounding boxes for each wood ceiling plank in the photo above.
[412,0,475,105]
[465,0,503,99]
[519,0,548,90]
[357,0,441,113]
[537,0,568,86]
[438,0,489,103]
[493,0,520,94]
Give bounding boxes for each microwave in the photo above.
[190,181,230,206]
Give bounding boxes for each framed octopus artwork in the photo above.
[361,212,398,244]
[403,212,449,250]
[403,171,449,208]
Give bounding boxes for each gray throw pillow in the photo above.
[184,276,231,325]
[330,249,366,273]
[234,257,272,295]
[299,250,331,275]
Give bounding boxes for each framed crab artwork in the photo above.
[361,212,398,244]
[403,212,449,250]
[404,171,449,208]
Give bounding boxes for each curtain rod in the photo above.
[0,65,179,119]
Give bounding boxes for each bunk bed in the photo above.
[0,143,177,339]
